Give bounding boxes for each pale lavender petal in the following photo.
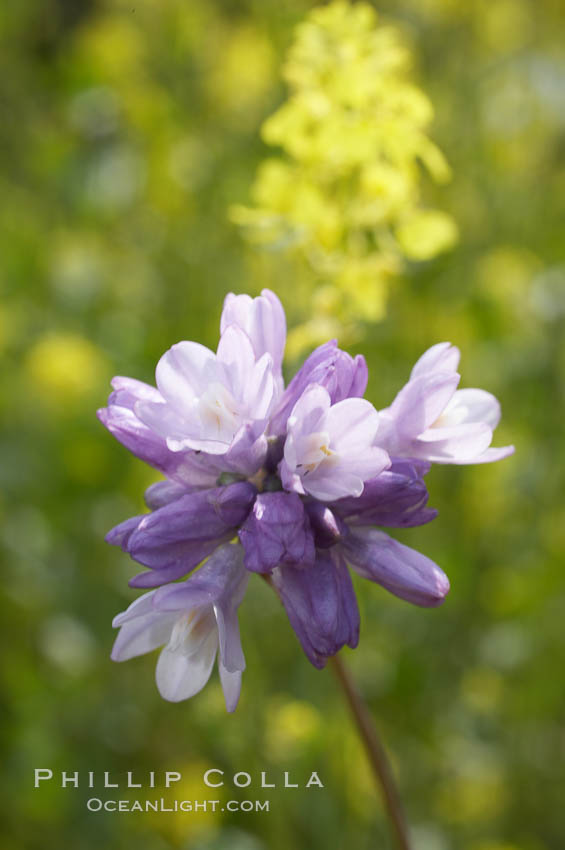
[443,388,501,429]
[414,422,493,462]
[246,352,275,420]
[220,288,286,377]
[219,663,242,713]
[111,611,178,662]
[112,590,159,626]
[287,383,330,434]
[99,376,184,475]
[410,342,460,379]
[296,467,365,501]
[155,628,218,702]
[343,528,450,607]
[272,550,359,669]
[291,444,389,503]
[442,444,515,465]
[259,288,286,371]
[216,325,257,401]
[387,372,460,439]
[323,397,380,450]
[109,376,164,406]
[220,293,253,335]
[153,544,248,675]
[100,381,222,485]
[155,341,217,411]
[133,399,193,447]
[238,492,315,573]
[215,603,246,673]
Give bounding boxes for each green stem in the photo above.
[329,653,412,850]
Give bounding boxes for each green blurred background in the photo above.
[1,1,564,849]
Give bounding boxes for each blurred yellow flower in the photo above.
[265,698,322,759]
[206,24,276,122]
[141,760,224,844]
[232,0,457,354]
[26,333,108,407]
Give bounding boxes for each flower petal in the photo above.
[214,602,246,674]
[442,388,501,429]
[111,611,178,662]
[322,397,380,451]
[128,541,227,588]
[106,515,144,549]
[220,288,286,378]
[216,325,257,402]
[153,543,248,617]
[387,372,460,439]
[155,628,218,702]
[304,501,348,548]
[133,399,192,447]
[270,341,367,434]
[218,662,242,713]
[155,341,217,412]
[127,483,255,569]
[334,464,436,528]
[414,422,493,462]
[344,528,450,607]
[272,550,359,669]
[239,492,315,573]
[410,342,460,379]
[443,444,515,465]
[97,402,184,475]
[144,480,188,510]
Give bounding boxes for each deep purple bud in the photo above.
[269,341,368,434]
[334,463,437,528]
[343,529,450,607]
[239,492,315,573]
[271,549,360,669]
[107,482,256,588]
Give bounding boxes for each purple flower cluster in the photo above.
[99,290,513,711]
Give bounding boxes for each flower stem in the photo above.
[329,653,412,850]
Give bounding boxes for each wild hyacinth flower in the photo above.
[99,290,513,707]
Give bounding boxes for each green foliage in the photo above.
[1,1,564,849]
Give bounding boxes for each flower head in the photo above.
[376,342,515,464]
[111,543,248,712]
[99,289,513,710]
[280,384,389,501]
